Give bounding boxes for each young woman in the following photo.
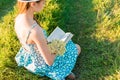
[14,0,81,80]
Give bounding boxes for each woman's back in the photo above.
[15,14,36,45]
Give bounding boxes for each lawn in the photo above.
[0,0,120,80]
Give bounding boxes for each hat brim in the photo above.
[18,0,40,2]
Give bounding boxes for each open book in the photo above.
[47,27,73,43]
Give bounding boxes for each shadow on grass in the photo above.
[0,0,16,21]
[45,0,120,80]
[60,0,120,80]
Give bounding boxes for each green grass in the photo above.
[0,0,120,80]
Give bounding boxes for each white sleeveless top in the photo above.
[15,23,38,52]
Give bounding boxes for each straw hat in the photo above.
[18,0,40,2]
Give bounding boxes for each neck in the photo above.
[22,8,34,22]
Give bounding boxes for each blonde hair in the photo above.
[17,2,30,14]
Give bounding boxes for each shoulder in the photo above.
[15,15,22,24]
[14,15,26,29]
[15,15,35,30]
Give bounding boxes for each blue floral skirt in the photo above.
[15,41,78,80]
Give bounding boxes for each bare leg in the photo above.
[75,44,81,55]
[66,72,75,80]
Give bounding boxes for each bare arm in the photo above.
[31,26,56,66]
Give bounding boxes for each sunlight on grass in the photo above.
[90,0,120,79]
[93,27,120,42]
[92,0,120,42]
[103,71,120,80]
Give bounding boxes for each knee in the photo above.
[75,44,81,55]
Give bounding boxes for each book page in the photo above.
[47,27,73,43]
[47,27,65,42]
[61,32,73,43]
